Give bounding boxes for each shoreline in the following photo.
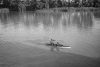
[51,7,100,12]
[0,7,100,13]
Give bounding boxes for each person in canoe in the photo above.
[50,39,62,46]
[50,39,55,46]
[50,40,60,51]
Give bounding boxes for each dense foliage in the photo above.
[0,0,100,10]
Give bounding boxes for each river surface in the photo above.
[0,11,100,58]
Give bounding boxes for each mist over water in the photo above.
[0,11,100,58]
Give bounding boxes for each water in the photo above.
[0,11,100,58]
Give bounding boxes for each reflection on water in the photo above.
[0,11,93,31]
[50,46,60,52]
[0,11,100,58]
[94,11,100,19]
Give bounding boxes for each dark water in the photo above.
[0,11,100,58]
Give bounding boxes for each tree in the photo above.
[93,0,100,7]
[0,0,11,8]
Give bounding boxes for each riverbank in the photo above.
[0,7,100,13]
[34,7,100,13]
[0,40,100,67]
[51,7,100,12]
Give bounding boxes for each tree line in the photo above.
[0,0,100,11]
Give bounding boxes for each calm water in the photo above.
[0,11,100,58]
